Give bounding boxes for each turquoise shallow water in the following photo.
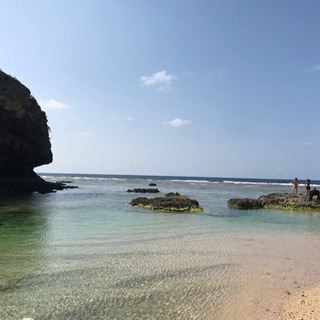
[1,175,320,319]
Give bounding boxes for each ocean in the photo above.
[1,174,320,320]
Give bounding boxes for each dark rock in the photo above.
[165,192,181,197]
[0,171,77,194]
[127,188,160,193]
[227,198,263,209]
[0,70,52,172]
[130,193,203,213]
[0,70,75,193]
[149,183,157,186]
[228,193,320,211]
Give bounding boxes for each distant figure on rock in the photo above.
[309,187,320,201]
[305,179,311,198]
[292,178,299,194]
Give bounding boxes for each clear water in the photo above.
[1,175,320,320]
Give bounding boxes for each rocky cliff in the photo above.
[0,70,52,173]
[0,70,69,193]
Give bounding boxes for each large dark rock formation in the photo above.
[0,70,71,193]
[228,193,320,212]
[0,71,52,173]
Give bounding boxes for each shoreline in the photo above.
[2,176,320,319]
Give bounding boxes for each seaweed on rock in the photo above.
[130,193,204,213]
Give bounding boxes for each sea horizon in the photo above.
[37,172,320,188]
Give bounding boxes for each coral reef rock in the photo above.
[130,193,204,213]
[228,193,320,211]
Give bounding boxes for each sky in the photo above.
[1,0,320,179]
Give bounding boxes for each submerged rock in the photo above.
[0,70,75,193]
[130,193,204,213]
[228,193,320,211]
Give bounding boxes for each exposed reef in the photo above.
[228,193,320,212]
[0,70,74,193]
[0,172,77,194]
[130,192,204,213]
[127,188,160,193]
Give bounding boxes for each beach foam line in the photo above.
[169,179,210,183]
[222,180,293,186]
[39,175,127,181]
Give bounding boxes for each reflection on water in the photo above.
[0,196,51,292]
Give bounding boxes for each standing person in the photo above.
[305,179,311,198]
[292,178,299,194]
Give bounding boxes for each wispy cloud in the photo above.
[163,118,191,127]
[127,117,134,121]
[299,141,314,146]
[78,131,91,136]
[140,71,177,91]
[311,65,320,72]
[39,99,68,109]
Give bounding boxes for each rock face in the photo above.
[0,70,52,173]
[228,193,320,211]
[0,70,69,193]
[130,193,204,213]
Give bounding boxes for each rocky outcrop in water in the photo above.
[0,70,72,193]
[130,192,204,213]
[228,193,320,211]
[127,188,160,193]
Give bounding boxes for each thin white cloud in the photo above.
[39,99,68,109]
[163,118,191,127]
[127,117,134,121]
[78,131,91,136]
[311,65,320,72]
[140,71,177,91]
[299,142,314,146]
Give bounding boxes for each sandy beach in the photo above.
[220,275,320,320]
[277,284,320,320]
[219,235,320,320]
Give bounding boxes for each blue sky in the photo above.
[1,0,320,179]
